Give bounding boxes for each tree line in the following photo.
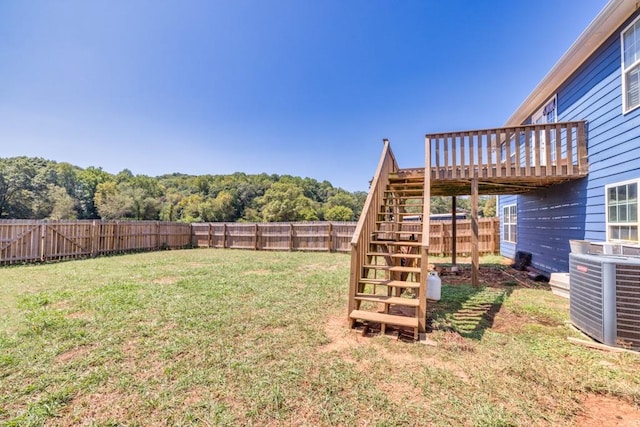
[0,157,368,222]
[0,156,495,222]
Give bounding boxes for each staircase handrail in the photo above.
[351,139,398,246]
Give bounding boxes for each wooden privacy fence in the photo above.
[1,218,500,265]
[0,220,191,265]
[427,218,499,256]
[192,218,500,256]
[191,222,357,252]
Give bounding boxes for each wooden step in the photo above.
[384,231,423,235]
[359,277,391,285]
[366,251,396,257]
[354,294,419,307]
[359,279,420,289]
[366,252,422,259]
[389,253,422,259]
[379,203,423,210]
[363,264,390,270]
[389,266,421,274]
[384,189,423,193]
[349,310,419,328]
[375,222,422,226]
[387,180,424,186]
[371,240,422,247]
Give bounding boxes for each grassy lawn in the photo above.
[1,249,639,426]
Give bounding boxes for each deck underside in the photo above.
[394,166,587,196]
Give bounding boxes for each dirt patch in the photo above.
[66,311,92,320]
[152,276,179,285]
[53,390,135,426]
[55,345,93,364]
[243,269,272,276]
[319,316,363,353]
[435,264,541,289]
[378,380,424,406]
[183,387,204,406]
[574,394,640,426]
[491,309,532,333]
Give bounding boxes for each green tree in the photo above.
[77,167,112,218]
[0,157,40,218]
[94,181,134,219]
[480,196,497,217]
[259,182,320,222]
[324,205,354,221]
[48,185,78,220]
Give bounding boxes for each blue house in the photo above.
[498,0,640,275]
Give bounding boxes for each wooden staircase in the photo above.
[349,173,428,340]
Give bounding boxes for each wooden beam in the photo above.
[451,196,457,265]
[471,178,479,287]
[420,135,432,335]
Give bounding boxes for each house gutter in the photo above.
[505,0,639,126]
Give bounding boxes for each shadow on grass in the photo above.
[427,281,514,340]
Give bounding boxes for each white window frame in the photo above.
[502,204,517,244]
[621,15,640,114]
[605,178,639,243]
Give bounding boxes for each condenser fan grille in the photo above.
[615,264,640,350]
[570,257,604,343]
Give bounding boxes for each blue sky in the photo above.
[1,0,606,192]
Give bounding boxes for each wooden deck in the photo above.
[398,120,589,196]
[393,164,588,196]
[348,120,589,338]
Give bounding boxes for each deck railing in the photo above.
[349,139,398,314]
[426,121,587,180]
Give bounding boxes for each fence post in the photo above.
[223,223,228,248]
[208,223,212,248]
[494,217,500,253]
[289,223,294,251]
[91,220,100,257]
[254,223,260,250]
[327,222,333,252]
[115,221,120,252]
[39,222,46,261]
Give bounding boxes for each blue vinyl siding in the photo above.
[499,10,640,274]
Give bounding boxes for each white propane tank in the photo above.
[427,271,441,301]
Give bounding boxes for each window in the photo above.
[503,204,517,243]
[622,16,640,113]
[606,180,639,242]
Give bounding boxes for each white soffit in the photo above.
[505,0,639,126]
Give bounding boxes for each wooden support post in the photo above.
[578,121,588,174]
[328,222,333,252]
[451,196,457,265]
[471,179,479,287]
[348,246,359,323]
[419,135,432,335]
